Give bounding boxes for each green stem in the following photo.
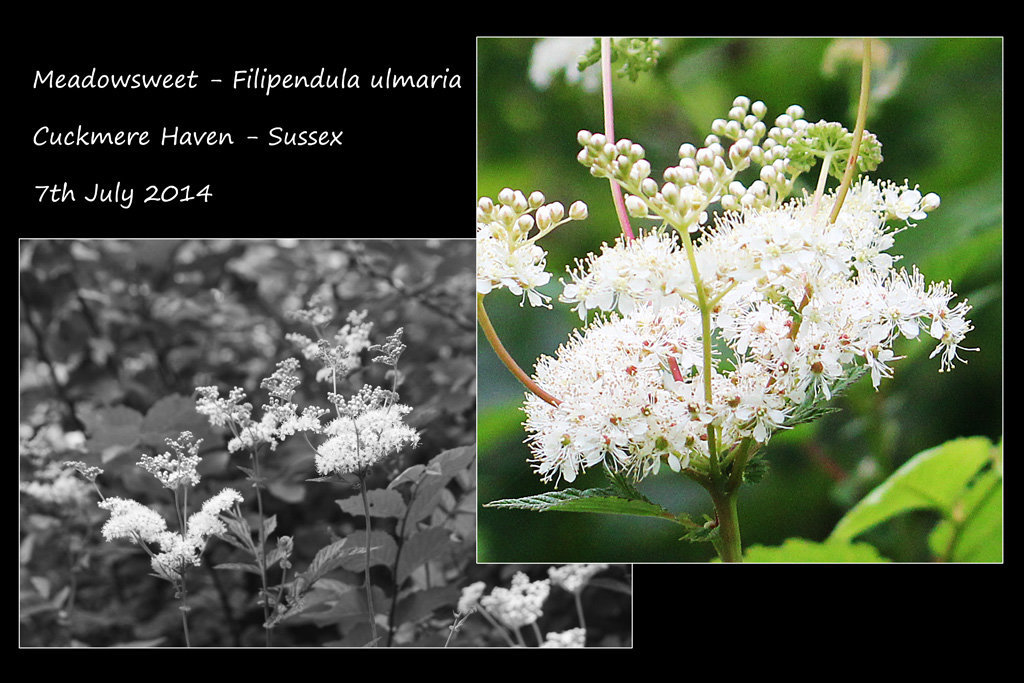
[573,591,588,634]
[829,38,872,224]
[359,474,379,646]
[251,449,273,647]
[179,570,192,647]
[708,486,742,563]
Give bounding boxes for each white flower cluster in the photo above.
[20,469,93,507]
[478,571,551,629]
[541,627,587,648]
[137,431,203,489]
[315,403,420,477]
[477,188,588,308]
[547,563,608,593]
[286,308,374,383]
[196,360,328,455]
[99,489,243,577]
[515,102,973,486]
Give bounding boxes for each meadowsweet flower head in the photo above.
[21,470,94,507]
[315,403,419,477]
[479,572,550,629]
[138,431,203,489]
[547,563,609,594]
[541,628,587,648]
[477,188,588,307]
[457,581,487,615]
[517,97,973,487]
[98,497,169,544]
[195,385,252,429]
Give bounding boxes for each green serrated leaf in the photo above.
[485,487,685,525]
[336,489,406,519]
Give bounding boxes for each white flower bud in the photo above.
[641,177,659,196]
[577,130,593,146]
[535,206,551,230]
[751,100,767,119]
[728,181,746,196]
[695,147,715,167]
[569,201,589,221]
[497,204,516,226]
[629,159,652,181]
[922,193,941,211]
[661,182,680,204]
[711,119,728,136]
[625,195,647,217]
[512,190,529,213]
[721,194,739,211]
[629,143,646,162]
[478,196,494,214]
[760,165,777,184]
[678,143,697,159]
[729,106,746,121]
[547,202,565,223]
[589,133,606,149]
[498,188,515,206]
[786,104,805,120]
[732,95,751,111]
[516,214,535,234]
[698,168,716,192]
[528,191,545,209]
[616,138,633,155]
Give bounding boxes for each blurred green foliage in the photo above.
[477,37,1002,562]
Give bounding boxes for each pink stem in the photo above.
[601,37,635,242]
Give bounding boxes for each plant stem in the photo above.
[179,571,192,647]
[829,37,872,224]
[573,591,588,634]
[250,449,273,647]
[359,473,379,646]
[600,37,634,242]
[477,294,560,406]
[708,486,742,563]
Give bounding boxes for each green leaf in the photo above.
[393,585,460,627]
[403,445,476,529]
[396,527,453,584]
[829,436,994,544]
[336,489,406,519]
[301,537,370,587]
[742,538,891,562]
[214,562,263,575]
[333,530,397,573]
[485,488,686,525]
[139,394,213,447]
[928,464,1003,562]
[81,405,143,462]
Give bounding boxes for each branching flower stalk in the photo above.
[90,433,242,646]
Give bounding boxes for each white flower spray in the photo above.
[478,38,975,562]
[449,564,610,647]
[88,431,242,647]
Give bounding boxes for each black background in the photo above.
[20,19,476,237]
